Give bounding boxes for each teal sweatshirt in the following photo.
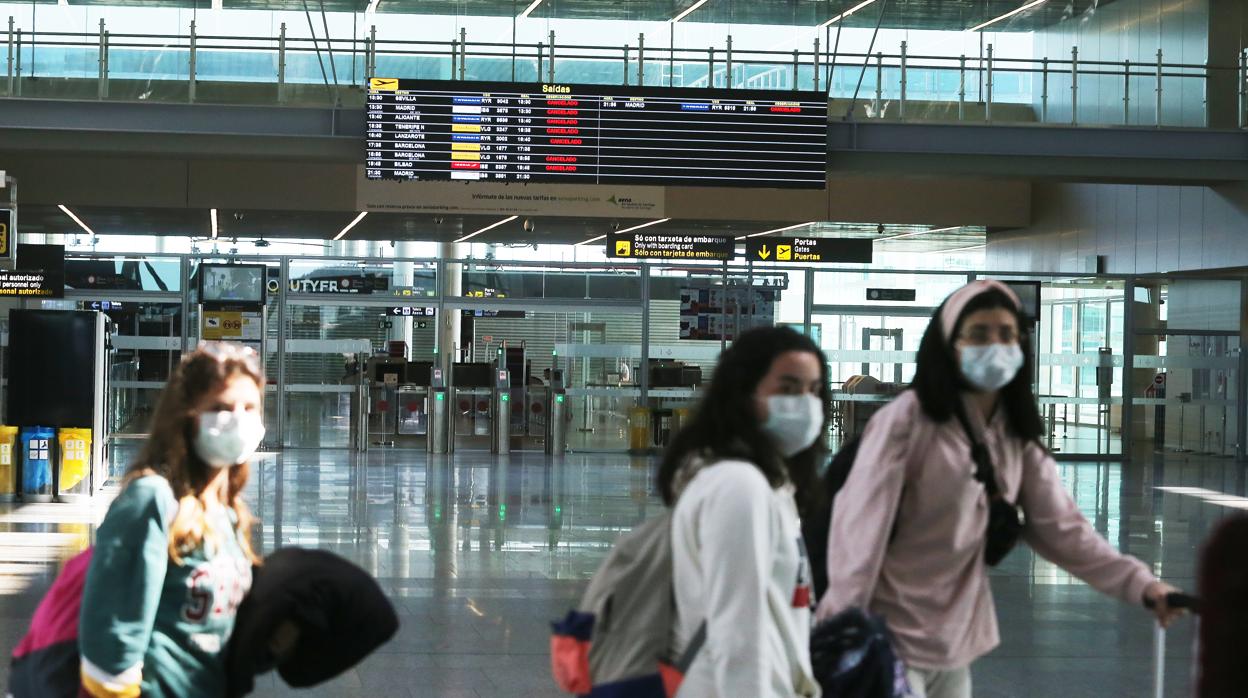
[79,475,253,698]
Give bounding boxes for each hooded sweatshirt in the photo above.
[670,459,820,698]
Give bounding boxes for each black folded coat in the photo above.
[226,547,399,697]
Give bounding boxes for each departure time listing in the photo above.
[365,78,827,189]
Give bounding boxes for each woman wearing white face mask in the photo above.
[815,280,1183,698]
[80,343,265,698]
[660,326,827,698]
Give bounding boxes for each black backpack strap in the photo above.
[674,621,707,673]
[953,401,1003,500]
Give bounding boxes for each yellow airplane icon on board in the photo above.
[370,78,399,91]
[777,245,792,261]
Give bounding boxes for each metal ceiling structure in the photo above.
[35,0,1112,32]
[23,204,987,253]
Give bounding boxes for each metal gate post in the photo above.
[548,30,555,82]
[985,43,994,122]
[1156,49,1164,128]
[1070,46,1079,125]
[899,41,907,120]
[637,33,645,85]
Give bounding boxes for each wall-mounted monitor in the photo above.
[199,264,266,307]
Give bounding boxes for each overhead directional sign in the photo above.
[388,306,436,317]
[746,237,872,264]
[608,232,735,261]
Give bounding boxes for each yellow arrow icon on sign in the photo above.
[758,245,771,260]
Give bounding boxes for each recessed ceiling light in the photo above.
[454,215,518,244]
[58,205,95,236]
[969,0,1047,32]
[333,212,368,241]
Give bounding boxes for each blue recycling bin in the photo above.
[20,427,55,497]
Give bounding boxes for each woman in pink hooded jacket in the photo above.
[816,280,1183,698]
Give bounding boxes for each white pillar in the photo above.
[439,242,463,373]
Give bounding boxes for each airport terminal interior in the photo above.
[0,0,1246,695]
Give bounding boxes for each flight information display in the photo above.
[365,79,828,189]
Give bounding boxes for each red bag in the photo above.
[8,548,93,698]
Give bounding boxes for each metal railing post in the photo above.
[985,43,994,122]
[537,41,543,81]
[102,30,109,98]
[14,28,20,96]
[277,22,286,103]
[1041,57,1049,122]
[707,46,714,88]
[726,35,733,89]
[813,37,820,92]
[1070,46,1078,125]
[548,30,555,82]
[450,33,457,80]
[188,19,197,103]
[637,33,645,85]
[459,27,466,80]
[1239,50,1246,129]
[5,17,12,96]
[368,25,377,79]
[1155,48,1163,128]
[1204,59,1210,128]
[874,52,883,115]
[96,18,106,100]
[958,54,966,120]
[792,49,799,91]
[623,44,630,85]
[1123,58,1131,125]
[899,40,907,119]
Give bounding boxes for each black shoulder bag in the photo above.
[953,405,1026,566]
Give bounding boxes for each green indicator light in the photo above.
[501,394,510,402]
[556,395,565,403]
[554,506,561,514]
[436,393,445,401]
[499,504,507,521]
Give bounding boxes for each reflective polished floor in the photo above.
[1,449,1245,697]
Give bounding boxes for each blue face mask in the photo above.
[960,343,1024,392]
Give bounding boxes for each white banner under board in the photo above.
[357,173,665,218]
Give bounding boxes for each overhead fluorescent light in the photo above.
[876,225,961,242]
[365,0,382,13]
[969,0,1047,32]
[576,217,671,247]
[58,205,95,236]
[210,208,219,239]
[819,0,878,27]
[738,221,816,240]
[670,0,710,23]
[333,211,369,241]
[518,0,544,18]
[454,215,519,244]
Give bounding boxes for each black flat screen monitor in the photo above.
[200,264,266,306]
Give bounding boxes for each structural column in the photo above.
[438,242,463,375]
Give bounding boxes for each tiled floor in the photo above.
[2,448,1244,697]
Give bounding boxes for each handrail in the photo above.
[4,18,1246,129]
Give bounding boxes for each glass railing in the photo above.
[3,19,1246,129]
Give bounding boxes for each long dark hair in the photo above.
[911,288,1045,441]
[128,343,263,564]
[1198,515,1248,697]
[658,326,831,516]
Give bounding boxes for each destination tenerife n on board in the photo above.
[365,78,828,189]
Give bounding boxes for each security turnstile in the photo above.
[492,369,512,455]
[428,368,448,454]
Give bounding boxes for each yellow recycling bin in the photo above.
[0,426,17,498]
[57,428,92,496]
[628,407,651,453]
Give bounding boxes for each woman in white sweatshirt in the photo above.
[659,326,827,698]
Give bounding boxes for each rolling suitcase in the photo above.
[1148,592,1200,698]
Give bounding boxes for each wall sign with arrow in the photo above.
[746,237,872,264]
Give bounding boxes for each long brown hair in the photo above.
[126,343,263,565]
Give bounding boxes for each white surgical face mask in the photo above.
[194,410,265,469]
[960,343,1024,393]
[761,394,824,457]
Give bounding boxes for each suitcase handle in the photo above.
[1144,591,1200,612]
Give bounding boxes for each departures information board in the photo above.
[366,78,828,189]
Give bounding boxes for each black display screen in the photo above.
[365,79,828,189]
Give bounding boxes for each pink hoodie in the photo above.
[814,390,1157,670]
